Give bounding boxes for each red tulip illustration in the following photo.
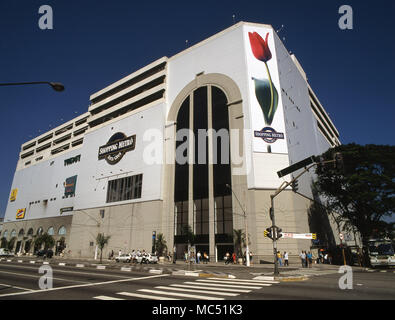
[248,32,272,63]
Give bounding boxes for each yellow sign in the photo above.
[16,208,26,220]
[312,233,317,240]
[10,188,18,202]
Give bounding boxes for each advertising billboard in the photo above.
[16,208,26,220]
[244,26,288,154]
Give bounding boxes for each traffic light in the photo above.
[264,227,273,240]
[276,227,283,240]
[312,233,317,240]
[291,180,298,192]
[334,152,344,172]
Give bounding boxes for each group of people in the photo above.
[224,251,253,265]
[184,251,209,264]
[299,251,313,268]
[276,251,289,267]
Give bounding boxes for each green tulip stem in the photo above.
[264,61,274,124]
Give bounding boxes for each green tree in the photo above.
[0,238,7,249]
[155,233,167,257]
[314,144,395,266]
[96,233,111,264]
[34,233,55,251]
[7,237,16,252]
[182,225,196,246]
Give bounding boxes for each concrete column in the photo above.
[207,86,215,262]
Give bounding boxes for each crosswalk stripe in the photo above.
[208,277,280,284]
[138,289,224,300]
[183,281,262,289]
[117,292,179,300]
[93,295,125,300]
[196,279,268,287]
[154,286,239,297]
[170,284,251,293]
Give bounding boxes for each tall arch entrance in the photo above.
[165,73,245,262]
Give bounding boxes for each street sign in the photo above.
[280,232,316,240]
[277,156,316,178]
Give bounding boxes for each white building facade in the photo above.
[2,22,340,261]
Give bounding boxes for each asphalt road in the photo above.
[0,260,394,301]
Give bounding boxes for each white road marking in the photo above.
[196,279,268,286]
[208,277,279,284]
[0,283,34,292]
[155,286,238,297]
[0,263,132,279]
[117,291,179,300]
[93,295,125,300]
[0,274,169,298]
[138,289,224,300]
[183,281,263,289]
[0,270,91,285]
[171,284,252,293]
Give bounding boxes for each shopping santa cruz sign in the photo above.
[98,132,136,165]
[254,127,284,144]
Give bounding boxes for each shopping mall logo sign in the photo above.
[254,127,284,144]
[98,132,136,165]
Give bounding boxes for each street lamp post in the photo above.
[226,184,250,267]
[0,81,65,92]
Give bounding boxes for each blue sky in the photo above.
[0,0,394,217]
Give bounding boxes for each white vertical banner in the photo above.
[244,25,288,154]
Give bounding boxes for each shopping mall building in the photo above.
[1,21,341,261]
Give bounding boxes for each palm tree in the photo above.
[96,233,111,264]
[155,233,167,257]
[233,229,244,258]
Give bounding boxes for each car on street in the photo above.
[115,253,133,263]
[136,253,158,264]
[0,248,14,257]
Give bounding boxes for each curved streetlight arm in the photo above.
[0,81,64,92]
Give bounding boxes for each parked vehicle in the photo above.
[115,254,133,263]
[36,249,54,258]
[136,253,158,264]
[0,248,14,257]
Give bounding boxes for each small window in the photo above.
[47,227,54,236]
[58,226,66,235]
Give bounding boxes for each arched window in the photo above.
[37,227,43,236]
[10,230,17,238]
[47,227,54,236]
[174,85,233,250]
[27,228,34,236]
[18,229,25,237]
[58,226,67,235]
[3,230,8,239]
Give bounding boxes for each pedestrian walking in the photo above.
[283,251,289,266]
[232,252,236,264]
[300,251,307,268]
[225,252,231,265]
[184,251,188,264]
[307,251,313,268]
[203,252,208,264]
[277,251,283,267]
[197,251,201,264]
